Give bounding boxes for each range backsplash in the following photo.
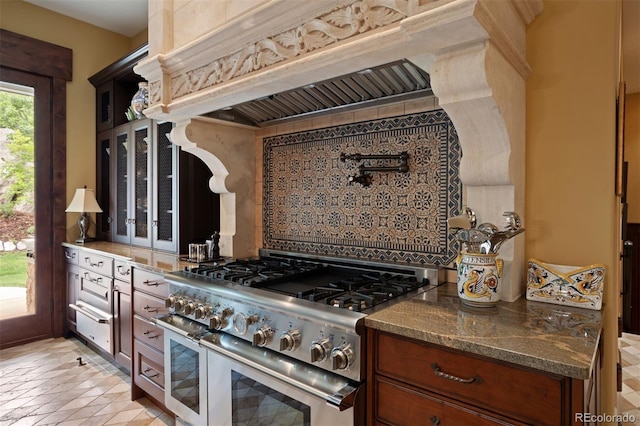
[262,109,461,266]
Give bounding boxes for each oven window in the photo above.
[170,340,200,414]
[231,370,310,425]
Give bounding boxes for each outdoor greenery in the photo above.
[0,252,27,287]
[0,90,34,216]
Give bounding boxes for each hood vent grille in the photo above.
[203,60,432,127]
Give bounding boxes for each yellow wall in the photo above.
[626,93,640,223]
[0,0,147,240]
[526,0,619,418]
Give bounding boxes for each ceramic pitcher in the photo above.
[456,253,503,306]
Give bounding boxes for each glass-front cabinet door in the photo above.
[112,124,131,244]
[130,120,152,247]
[152,121,178,252]
[111,119,152,247]
[96,130,112,240]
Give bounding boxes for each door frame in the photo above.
[0,29,71,347]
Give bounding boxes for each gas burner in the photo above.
[164,251,439,383]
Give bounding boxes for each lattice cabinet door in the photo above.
[130,119,153,248]
[151,121,178,252]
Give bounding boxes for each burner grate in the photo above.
[181,255,428,312]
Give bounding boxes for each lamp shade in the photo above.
[65,188,103,213]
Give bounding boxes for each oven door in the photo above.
[200,332,362,426]
[157,316,210,426]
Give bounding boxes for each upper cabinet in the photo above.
[111,119,178,252]
[89,45,219,254]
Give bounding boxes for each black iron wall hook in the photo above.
[340,152,409,187]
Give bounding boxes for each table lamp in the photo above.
[66,187,103,244]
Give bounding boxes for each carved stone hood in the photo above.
[135,0,543,302]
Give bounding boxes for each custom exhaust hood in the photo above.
[134,0,543,301]
[203,60,432,127]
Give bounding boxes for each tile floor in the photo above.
[3,333,640,425]
[0,337,174,426]
[620,332,640,425]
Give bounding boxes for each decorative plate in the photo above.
[526,259,605,310]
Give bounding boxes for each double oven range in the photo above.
[155,249,439,425]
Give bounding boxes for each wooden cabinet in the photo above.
[89,45,219,254]
[367,329,600,426]
[132,268,170,408]
[64,246,79,334]
[69,250,115,355]
[64,245,133,371]
[111,119,178,252]
[114,260,132,371]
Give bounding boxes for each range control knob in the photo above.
[194,305,207,319]
[310,338,332,363]
[165,295,177,308]
[184,301,196,315]
[233,313,259,335]
[279,329,301,352]
[253,326,274,347]
[210,307,233,330]
[209,315,228,330]
[331,343,354,370]
[173,298,185,312]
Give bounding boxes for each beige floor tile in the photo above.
[0,337,170,425]
[58,396,99,411]
[8,414,49,426]
[64,404,109,421]
[33,408,75,425]
[0,396,36,411]
[104,409,145,425]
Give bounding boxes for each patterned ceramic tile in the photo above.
[263,110,462,265]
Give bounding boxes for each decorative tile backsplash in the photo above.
[262,110,461,266]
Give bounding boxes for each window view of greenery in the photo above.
[0,88,35,292]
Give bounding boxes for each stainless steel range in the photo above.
[155,249,439,425]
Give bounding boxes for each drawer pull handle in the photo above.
[84,257,104,268]
[83,272,103,284]
[117,265,130,276]
[431,363,482,384]
[431,416,440,426]
[65,252,76,260]
[143,280,161,287]
[143,368,158,378]
[144,330,159,339]
[143,305,159,313]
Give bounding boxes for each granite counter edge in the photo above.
[365,316,600,380]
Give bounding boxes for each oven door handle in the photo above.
[152,315,210,345]
[69,303,112,324]
[200,332,359,411]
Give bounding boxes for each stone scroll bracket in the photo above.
[410,38,528,302]
[170,118,257,259]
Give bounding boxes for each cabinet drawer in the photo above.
[134,314,164,353]
[63,247,79,265]
[76,307,112,354]
[134,291,170,320]
[134,340,165,403]
[134,269,168,298]
[114,260,132,283]
[79,270,112,313]
[113,278,131,295]
[374,332,564,426]
[376,378,513,426]
[80,251,114,277]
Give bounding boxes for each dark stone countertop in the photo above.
[365,283,601,380]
